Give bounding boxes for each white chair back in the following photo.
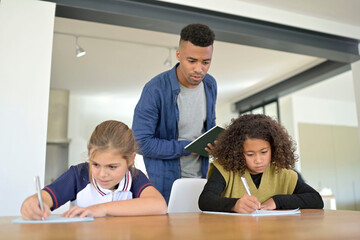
[167,178,207,213]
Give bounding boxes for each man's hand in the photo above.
[204,140,217,155]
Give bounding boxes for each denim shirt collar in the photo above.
[169,62,181,94]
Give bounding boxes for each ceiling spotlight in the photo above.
[75,37,86,58]
[163,48,172,67]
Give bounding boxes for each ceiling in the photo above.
[50,0,359,107]
[51,17,322,106]
[236,0,360,26]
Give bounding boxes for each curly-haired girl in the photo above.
[199,114,323,213]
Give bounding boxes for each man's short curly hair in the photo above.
[180,23,215,47]
[212,114,298,175]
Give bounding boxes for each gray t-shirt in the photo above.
[177,81,207,178]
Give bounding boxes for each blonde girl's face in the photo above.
[243,138,271,175]
[90,149,134,190]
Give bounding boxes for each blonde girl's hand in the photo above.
[260,198,276,210]
[231,194,261,213]
[62,205,106,218]
[20,194,51,220]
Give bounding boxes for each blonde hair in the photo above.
[87,120,137,178]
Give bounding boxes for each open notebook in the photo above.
[12,214,94,224]
[203,208,300,217]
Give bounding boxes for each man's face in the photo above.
[176,41,213,88]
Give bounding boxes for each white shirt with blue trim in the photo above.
[44,163,152,210]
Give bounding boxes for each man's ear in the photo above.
[176,48,180,61]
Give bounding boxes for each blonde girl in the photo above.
[21,120,167,219]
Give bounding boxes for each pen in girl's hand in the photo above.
[241,177,252,196]
[241,177,259,213]
[35,176,44,220]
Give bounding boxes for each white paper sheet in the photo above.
[12,214,94,224]
[203,208,300,216]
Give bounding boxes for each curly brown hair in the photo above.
[212,114,297,175]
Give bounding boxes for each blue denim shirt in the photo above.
[132,63,217,202]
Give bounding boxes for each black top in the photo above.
[198,167,324,212]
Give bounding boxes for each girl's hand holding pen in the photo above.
[20,194,51,220]
[231,194,261,214]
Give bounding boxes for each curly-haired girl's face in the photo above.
[243,138,271,175]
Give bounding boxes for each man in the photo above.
[132,23,217,202]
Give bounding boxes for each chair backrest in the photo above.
[167,178,207,213]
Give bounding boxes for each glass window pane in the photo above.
[251,107,263,114]
[265,102,278,121]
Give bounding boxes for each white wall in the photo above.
[67,94,146,172]
[279,70,358,172]
[216,102,238,127]
[292,96,357,126]
[280,72,359,210]
[0,0,55,216]
[352,60,360,139]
